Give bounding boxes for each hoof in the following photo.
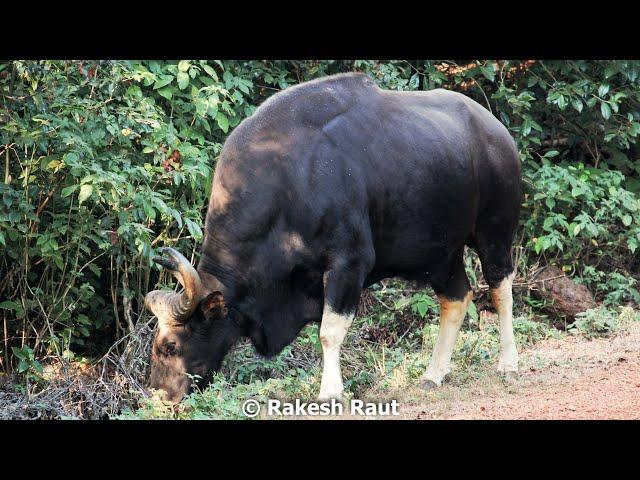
[318,396,343,402]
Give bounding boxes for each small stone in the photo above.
[419,379,440,391]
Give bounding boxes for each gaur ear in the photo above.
[199,291,228,320]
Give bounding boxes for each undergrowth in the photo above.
[119,289,638,420]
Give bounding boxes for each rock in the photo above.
[531,266,596,325]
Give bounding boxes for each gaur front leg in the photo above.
[318,306,354,401]
[318,259,369,401]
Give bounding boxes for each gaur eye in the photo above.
[163,342,177,356]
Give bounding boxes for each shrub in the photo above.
[567,306,620,338]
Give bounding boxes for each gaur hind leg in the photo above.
[419,248,472,389]
[475,229,519,378]
[318,254,372,401]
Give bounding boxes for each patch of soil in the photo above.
[404,322,640,420]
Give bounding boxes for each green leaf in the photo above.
[598,84,610,97]
[622,214,632,226]
[154,75,174,90]
[613,92,628,103]
[545,197,556,210]
[185,218,203,241]
[202,64,218,80]
[600,102,611,120]
[157,87,173,100]
[479,63,495,81]
[177,71,190,90]
[61,185,78,197]
[12,346,28,361]
[534,237,543,254]
[216,112,229,133]
[178,60,191,72]
[557,95,567,110]
[142,199,156,220]
[543,217,555,231]
[47,159,62,170]
[18,360,29,373]
[571,98,583,112]
[0,301,19,311]
[48,238,59,252]
[32,360,44,375]
[88,263,101,277]
[78,184,93,204]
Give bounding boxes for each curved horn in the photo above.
[145,247,203,323]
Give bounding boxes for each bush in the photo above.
[0,60,252,367]
[522,161,640,300]
[567,306,620,338]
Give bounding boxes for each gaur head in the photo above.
[144,248,240,403]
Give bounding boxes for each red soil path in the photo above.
[409,322,640,420]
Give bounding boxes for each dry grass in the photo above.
[0,315,156,419]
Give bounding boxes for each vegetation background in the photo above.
[1,60,639,418]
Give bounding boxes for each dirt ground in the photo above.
[402,321,640,420]
[270,322,640,420]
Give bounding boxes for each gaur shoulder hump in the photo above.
[257,71,376,110]
[226,72,378,143]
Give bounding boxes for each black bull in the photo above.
[144,72,522,403]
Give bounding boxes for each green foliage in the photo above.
[579,267,640,306]
[523,161,640,257]
[408,293,438,318]
[391,291,438,319]
[11,345,44,383]
[0,60,254,367]
[122,367,320,420]
[120,373,268,420]
[567,306,620,338]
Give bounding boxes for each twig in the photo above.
[372,294,396,311]
[395,319,417,344]
[475,274,567,292]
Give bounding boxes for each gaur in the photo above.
[144,72,522,403]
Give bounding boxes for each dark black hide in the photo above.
[151,72,522,400]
